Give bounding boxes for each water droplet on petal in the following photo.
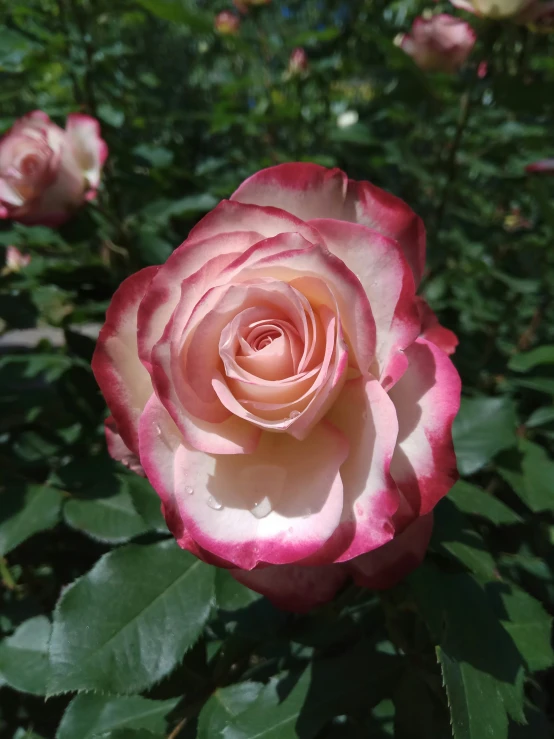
[207,495,223,510]
[185,486,194,495]
[288,410,301,419]
[154,424,162,436]
[251,496,273,519]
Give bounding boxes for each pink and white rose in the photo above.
[449,0,534,19]
[288,48,309,75]
[396,14,476,73]
[3,245,31,273]
[93,163,461,612]
[0,111,107,227]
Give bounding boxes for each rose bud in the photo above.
[215,10,240,34]
[395,14,476,73]
[0,111,107,227]
[288,47,309,75]
[3,245,31,274]
[525,159,554,173]
[93,163,461,613]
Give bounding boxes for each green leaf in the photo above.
[98,103,125,128]
[63,478,150,544]
[198,682,264,739]
[124,474,168,533]
[509,346,554,372]
[453,396,518,476]
[48,540,215,695]
[134,144,174,168]
[222,672,311,739]
[488,584,554,673]
[135,0,213,31]
[0,28,38,71]
[0,483,64,557]
[0,617,51,695]
[410,566,526,739]
[525,406,554,428]
[141,194,219,225]
[56,694,180,739]
[513,377,554,395]
[13,730,47,739]
[431,498,498,579]
[448,481,522,525]
[497,439,554,513]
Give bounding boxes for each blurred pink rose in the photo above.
[93,163,461,612]
[526,159,554,173]
[518,0,554,29]
[3,245,31,273]
[450,0,534,19]
[396,14,476,73]
[288,47,309,75]
[215,10,240,34]
[0,111,107,227]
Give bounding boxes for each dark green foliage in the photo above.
[1,0,553,737]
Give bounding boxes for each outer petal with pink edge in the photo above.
[389,338,460,517]
[416,297,458,356]
[348,513,434,589]
[309,219,420,381]
[138,395,348,570]
[187,200,322,244]
[65,113,108,191]
[324,376,399,563]
[230,562,349,613]
[104,416,144,477]
[231,162,349,220]
[92,267,158,454]
[344,179,426,287]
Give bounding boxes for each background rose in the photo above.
[450,0,535,19]
[0,110,107,227]
[396,14,476,73]
[93,163,461,612]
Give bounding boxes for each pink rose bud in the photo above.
[396,14,476,73]
[525,159,554,173]
[214,10,240,34]
[477,60,488,78]
[0,111,108,227]
[4,245,31,273]
[449,0,535,19]
[288,47,309,75]
[93,163,461,613]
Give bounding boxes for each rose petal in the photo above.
[309,219,420,382]
[416,297,458,356]
[325,376,400,562]
[65,113,108,191]
[389,338,460,516]
[344,179,426,287]
[231,162,349,220]
[104,416,145,476]
[138,394,348,570]
[230,562,349,612]
[137,231,262,371]
[188,199,322,244]
[348,513,434,589]
[92,267,158,454]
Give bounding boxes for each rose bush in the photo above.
[396,14,476,73]
[92,163,461,612]
[0,111,107,226]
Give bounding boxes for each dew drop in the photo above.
[154,423,162,436]
[288,410,301,419]
[207,495,223,510]
[251,496,273,519]
[185,485,194,496]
